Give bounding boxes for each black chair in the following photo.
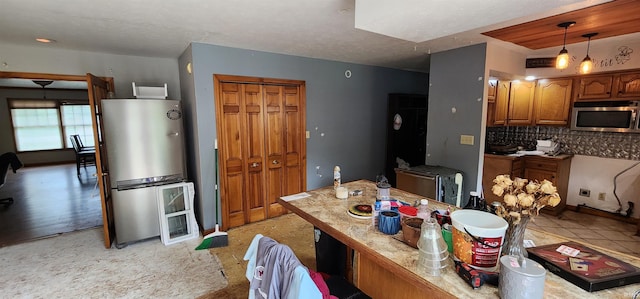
[70,135,96,177]
[1,152,23,206]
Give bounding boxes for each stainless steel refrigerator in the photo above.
[102,99,187,247]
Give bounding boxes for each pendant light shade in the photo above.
[555,22,576,70]
[579,33,598,74]
[33,80,53,99]
[556,48,570,70]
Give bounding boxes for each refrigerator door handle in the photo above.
[169,132,179,136]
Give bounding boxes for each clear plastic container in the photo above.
[417,218,449,276]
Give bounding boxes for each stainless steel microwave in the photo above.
[571,101,640,133]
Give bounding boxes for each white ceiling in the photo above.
[0,0,615,76]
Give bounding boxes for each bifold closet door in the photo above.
[215,75,306,230]
[217,82,267,229]
[263,85,304,217]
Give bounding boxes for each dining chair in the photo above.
[70,135,96,177]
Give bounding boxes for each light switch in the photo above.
[460,135,474,145]
[306,131,310,139]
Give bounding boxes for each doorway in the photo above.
[0,71,114,248]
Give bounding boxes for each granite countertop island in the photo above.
[277,180,640,299]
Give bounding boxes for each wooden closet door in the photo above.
[283,86,305,196]
[215,75,306,230]
[264,85,286,217]
[218,82,248,229]
[242,84,267,223]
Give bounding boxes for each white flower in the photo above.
[514,177,528,189]
[517,193,535,208]
[548,193,561,207]
[525,182,539,194]
[491,175,561,223]
[503,194,517,207]
[540,180,557,194]
[492,185,505,197]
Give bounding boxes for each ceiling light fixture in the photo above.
[555,21,576,70]
[579,33,598,74]
[33,80,53,99]
[35,38,56,43]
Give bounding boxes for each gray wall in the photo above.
[0,88,90,165]
[427,44,487,202]
[0,43,181,100]
[179,42,429,230]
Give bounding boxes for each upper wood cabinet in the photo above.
[487,80,497,102]
[534,78,573,126]
[492,81,510,126]
[489,80,535,126]
[576,71,640,101]
[486,80,497,126]
[507,81,536,125]
[576,75,613,100]
[616,72,640,98]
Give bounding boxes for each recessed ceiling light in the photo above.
[36,38,56,43]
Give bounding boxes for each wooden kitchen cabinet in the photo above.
[486,80,497,126]
[487,80,497,102]
[534,78,573,125]
[576,75,614,100]
[523,155,572,216]
[492,81,510,126]
[483,154,572,215]
[490,80,535,126]
[482,154,523,204]
[507,81,536,125]
[615,72,640,98]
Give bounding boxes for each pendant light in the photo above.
[33,80,53,99]
[579,33,598,74]
[555,21,576,70]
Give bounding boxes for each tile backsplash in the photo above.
[486,126,640,161]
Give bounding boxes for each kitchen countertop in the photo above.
[485,153,574,160]
[278,180,640,298]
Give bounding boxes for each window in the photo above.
[9,99,93,152]
[61,105,94,148]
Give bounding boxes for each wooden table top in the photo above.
[277,180,640,298]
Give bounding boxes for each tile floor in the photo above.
[529,210,640,256]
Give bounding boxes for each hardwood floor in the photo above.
[0,163,102,248]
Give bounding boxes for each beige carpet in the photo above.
[0,227,227,298]
[200,213,316,299]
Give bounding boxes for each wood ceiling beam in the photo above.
[482,0,640,50]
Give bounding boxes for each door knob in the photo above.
[272,160,279,165]
[251,162,259,167]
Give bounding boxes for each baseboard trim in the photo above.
[565,205,638,224]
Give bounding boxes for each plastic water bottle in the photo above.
[333,166,341,189]
[417,199,431,220]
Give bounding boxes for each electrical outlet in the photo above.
[579,188,590,197]
[598,192,606,201]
